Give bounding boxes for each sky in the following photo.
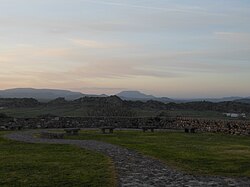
[0,0,250,98]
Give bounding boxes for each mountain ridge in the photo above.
[0,88,249,103]
[0,88,106,101]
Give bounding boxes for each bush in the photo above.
[0,113,10,118]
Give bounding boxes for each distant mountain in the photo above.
[154,97,176,103]
[117,91,155,100]
[0,88,247,104]
[0,88,106,101]
[116,91,246,104]
[116,91,174,103]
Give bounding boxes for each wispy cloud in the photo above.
[69,38,128,49]
[68,60,177,79]
[214,32,250,43]
[73,86,126,94]
[1,0,250,97]
[80,0,223,16]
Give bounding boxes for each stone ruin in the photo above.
[0,116,249,136]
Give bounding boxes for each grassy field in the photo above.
[2,106,248,120]
[0,132,116,187]
[135,109,250,120]
[0,106,90,118]
[65,130,250,177]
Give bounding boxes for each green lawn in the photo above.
[65,130,250,177]
[0,132,116,187]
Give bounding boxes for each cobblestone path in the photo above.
[5,130,250,187]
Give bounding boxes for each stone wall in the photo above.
[0,117,250,136]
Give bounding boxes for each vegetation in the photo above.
[133,109,237,120]
[0,132,116,187]
[1,106,249,120]
[0,113,11,119]
[0,98,39,108]
[65,130,250,177]
[1,97,250,119]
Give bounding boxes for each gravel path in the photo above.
[5,130,250,187]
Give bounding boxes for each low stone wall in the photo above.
[170,118,250,136]
[0,117,250,136]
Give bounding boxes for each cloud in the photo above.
[69,39,109,48]
[125,50,250,74]
[69,38,129,49]
[66,57,182,79]
[77,86,125,91]
[80,0,224,16]
[0,1,233,35]
[73,86,126,94]
[2,43,248,83]
[0,56,14,63]
[214,32,250,43]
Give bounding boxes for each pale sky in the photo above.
[0,0,250,98]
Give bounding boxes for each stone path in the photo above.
[5,130,250,187]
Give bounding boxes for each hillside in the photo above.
[0,98,40,108]
[0,88,247,104]
[0,88,107,101]
[116,91,174,103]
[235,98,250,104]
[117,91,155,100]
[0,97,250,118]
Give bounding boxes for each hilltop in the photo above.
[0,88,106,101]
[0,96,249,119]
[0,88,249,104]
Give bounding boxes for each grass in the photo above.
[2,106,248,120]
[0,131,116,187]
[0,106,90,118]
[167,110,227,119]
[133,109,227,119]
[65,130,250,177]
